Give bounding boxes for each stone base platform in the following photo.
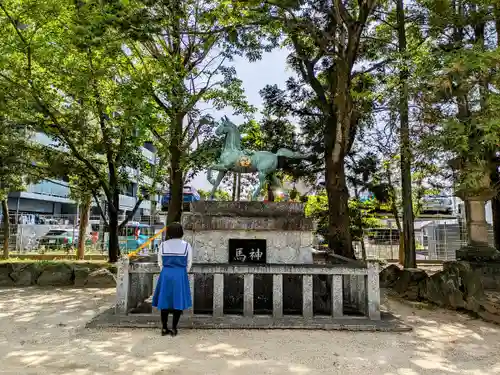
[87,309,411,332]
[182,201,316,265]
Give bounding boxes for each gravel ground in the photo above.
[0,287,499,375]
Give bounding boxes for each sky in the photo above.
[191,48,292,191]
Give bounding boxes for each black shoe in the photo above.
[161,328,172,336]
[170,328,178,337]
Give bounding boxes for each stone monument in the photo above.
[104,115,389,329]
[182,201,315,265]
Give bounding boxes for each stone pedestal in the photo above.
[456,198,499,261]
[454,170,500,261]
[456,199,499,261]
[182,201,315,264]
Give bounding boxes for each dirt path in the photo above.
[0,287,499,375]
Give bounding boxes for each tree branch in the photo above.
[118,198,143,230]
[92,192,109,227]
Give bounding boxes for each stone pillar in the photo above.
[453,164,500,261]
[243,274,254,317]
[457,198,498,261]
[456,197,499,260]
[302,275,313,319]
[331,275,343,318]
[187,274,194,316]
[272,274,283,318]
[366,261,381,320]
[115,256,130,315]
[213,273,224,317]
[468,200,490,246]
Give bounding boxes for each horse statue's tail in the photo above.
[276,148,310,160]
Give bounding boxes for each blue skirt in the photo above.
[152,267,192,310]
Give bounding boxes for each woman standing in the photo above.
[152,222,193,336]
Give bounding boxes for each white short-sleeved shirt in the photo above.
[157,239,193,271]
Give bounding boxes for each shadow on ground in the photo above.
[0,287,499,374]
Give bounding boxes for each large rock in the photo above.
[84,268,116,287]
[0,264,14,286]
[426,261,484,312]
[9,263,43,286]
[379,264,402,288]
[37,263,74,286]
[74,266,91,287]
[393,268,428,301]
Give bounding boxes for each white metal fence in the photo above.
[1,213,496,261]
[0,213,164,254]
[356,217,495,261]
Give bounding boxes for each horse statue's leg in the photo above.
[251,171,268,201]
[209,170,227,200]
[269,174,281,190]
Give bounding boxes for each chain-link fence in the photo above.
[0,213,165,255]
[355,217,495,262]
[1,212,496,261]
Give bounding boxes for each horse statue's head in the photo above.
[215,115,237,136]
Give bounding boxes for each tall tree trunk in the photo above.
[232,173,237,201]
[396,0,416,268]
[237,173,241,201]
[323,64,356,259]
[107,192,120,263]
[493,9,500,250]
[324,133,353,258]
[488,5,500,250]
[353,187,367,260]
[386,166,404,262]
[167,114,184,224]
[77,196,91,260]
[2,200,9,259]
[491,169,500,249]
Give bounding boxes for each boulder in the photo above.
[74,267,91,287]
[379,264,402,288]
[37,263,74,286]
[478,311,500,325]
[84,268,116,288]
[9,263,43,286]
[426,261,484,312]
[393,268,428,301]
[0,264,14,286]
[480,292,500,315]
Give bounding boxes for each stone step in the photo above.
[88,309,411,331]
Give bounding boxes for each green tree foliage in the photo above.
[305,189,381,259]
[413,0,500,248]
[119,0,269,223]
[248,0,381,258]
[0,119,37,258]
[197,188,231,201]
[0,0,157,262]
[0,79,46,258]
[414,0,500,193]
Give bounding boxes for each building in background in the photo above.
[6,134,160,223]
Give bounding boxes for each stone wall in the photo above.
[185,230,314,264]
[0,262,116,288]
[380,262,500,325]
[457,262,500,290]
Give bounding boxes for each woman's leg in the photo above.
[171,309,182,336]
[160,309,170,335]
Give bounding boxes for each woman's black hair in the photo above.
[166,222,184,239]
